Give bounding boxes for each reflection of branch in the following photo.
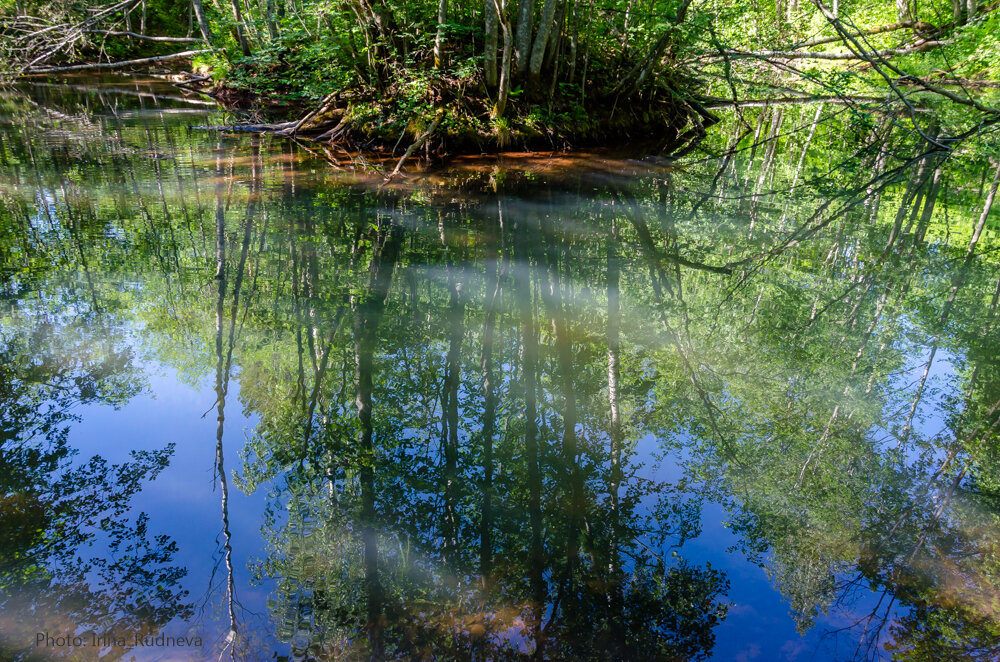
[820,587,895,661]
[626,210,733,275]
[722,148,948,283]
[879,396,1000,550]
[794,405,839,489]
[300,306,346,458]
[613,193,739,458]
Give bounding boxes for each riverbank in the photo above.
[1,0,719,163]
[6,0,1000,175]
[188,70,719,168]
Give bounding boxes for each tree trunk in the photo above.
[529,0,559,79]
[434,0,448,68]
[264,0,280,41]
[492,0,513,118]
[545,0,566,98]
[230,0,252,55]
[567,0,579,83]
[485,0,499,86]
[621,0,634,51]
[897,0,911,23]
[579,0,593,98]
[514,0,535,76]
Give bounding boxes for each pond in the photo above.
[1,76,999,661]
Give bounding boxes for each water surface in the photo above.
[1,76,999,661]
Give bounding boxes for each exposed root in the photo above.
[385,115,444,181]
[195,69,708,165]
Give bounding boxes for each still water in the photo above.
[1,76,999,661]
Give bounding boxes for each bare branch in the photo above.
[82,29,206,43]
[703,41,949,62]
[19,49,211,74]
[792,20,935,48]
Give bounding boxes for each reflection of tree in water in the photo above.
[4,86,1000,660]
[0,91,197,653]
[631,126,1000,659]
[0,323,189,660]
[238,203,730,661]
[234,149,1000,659]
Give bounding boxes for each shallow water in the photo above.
[1,75,999,661]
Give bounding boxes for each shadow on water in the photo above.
[1,75,999,661]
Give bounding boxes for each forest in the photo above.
[2,0,1000,154]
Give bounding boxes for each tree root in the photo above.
[385,115,443,181]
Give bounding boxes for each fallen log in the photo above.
[928,78,1000,89]
[22,49,211,74]
[29,80,219,106]
[312,120,350,143]
[193,121,298,132]
[792,21,935,48]
[703,95,887,108]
